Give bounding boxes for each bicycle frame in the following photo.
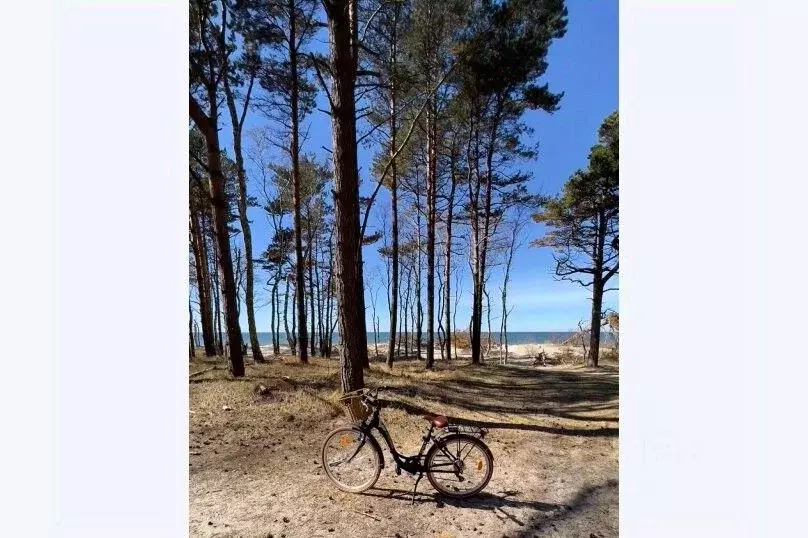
[355,403,467,476]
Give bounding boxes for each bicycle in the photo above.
[321,387,494,502]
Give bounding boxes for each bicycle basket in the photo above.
[341,395,372,422]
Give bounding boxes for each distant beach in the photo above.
[247,331,616,347]
[249,331,617,363]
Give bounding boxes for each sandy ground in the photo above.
[189,356,618,537]
[260,341,601,363]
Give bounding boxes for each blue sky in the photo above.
[220,0,618,333]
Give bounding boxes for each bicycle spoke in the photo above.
[427,436,492,498]
[322,429,381,493]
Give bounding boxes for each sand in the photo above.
[256,340,611,364]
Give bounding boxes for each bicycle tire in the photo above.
[321,426,383,493]
[425,433,493,499]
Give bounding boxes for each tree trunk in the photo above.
[190,211,217,356]
[288,0,309,365]
[189,95,245,377]
[588,279,603,368]
[410,278,417,359]
[324,231,335,357]
[403,265,411,359]
[314,237,325,355]
[283,273,295,354]
[325,0,364,392]
[371,293,379,358]
[189,299,195,359]
[274,281,281,354]
[443,145,457,363]
[485,288,492,358]
[270,278,278,355]
[501,264,512,364]
[307,228,317,357]
[415,194,423,362]
[425,101,437,369]
[469,104,501,366]
[470,278,482,365]
[588,211,607,367]
[357,243,370,369]
[474,138,496,365]
[291,275,298,354]
[386,76,399,370]
[469,121,483,365]
[224,75,264,364]
[210,237,224,355]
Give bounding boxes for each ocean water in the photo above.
[246,331,615,346]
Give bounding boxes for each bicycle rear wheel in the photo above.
[321,427,382,493]
[425,433,493,499]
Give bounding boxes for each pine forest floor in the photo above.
[189,355,619,538]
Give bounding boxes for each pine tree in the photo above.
[533,111,619,367]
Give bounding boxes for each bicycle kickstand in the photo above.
[411,472,423,504]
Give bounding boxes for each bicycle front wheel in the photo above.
[321,427,382,493]
[425,433,493,499]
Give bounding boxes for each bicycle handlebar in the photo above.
[339,386,390,408]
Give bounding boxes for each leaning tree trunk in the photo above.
[324,0,364,392]
[224,75,264,363]
[190,95,245,377]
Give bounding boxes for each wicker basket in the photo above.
[342,395,371,422]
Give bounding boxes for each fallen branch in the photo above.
[351,509,382,522]
[189,366,217,378]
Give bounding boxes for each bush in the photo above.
[600,348,619,362]
[452,331,472,350]
[553,345,582,365]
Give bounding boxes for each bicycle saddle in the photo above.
[425,414,449,429]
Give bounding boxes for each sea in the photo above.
[246,331,616,346]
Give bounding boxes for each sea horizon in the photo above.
[241,331,616,346]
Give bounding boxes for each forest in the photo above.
[189,0,618,383]
[189,0,618,535]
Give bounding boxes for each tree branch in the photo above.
[189,94,213,133]
[309,53,335,110]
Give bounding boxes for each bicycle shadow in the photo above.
[360,486,561,515]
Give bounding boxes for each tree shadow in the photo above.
[381,374,620,437]
[513,479,619,537]
[374,364,618,422]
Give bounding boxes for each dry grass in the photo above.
[189,355,619,537]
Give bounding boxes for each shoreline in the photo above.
[255,340,616,362]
